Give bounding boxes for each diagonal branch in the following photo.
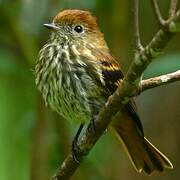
[53,70,180,180]
[52,3,180,180]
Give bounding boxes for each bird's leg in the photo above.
[88,115,97,133]
[91,115,96,133]
[72,123,84,163]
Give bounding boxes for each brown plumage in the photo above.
[54,10,98,30]
[35,9,173,174]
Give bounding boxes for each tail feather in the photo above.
[144,137,173,171]
[111,125,173,174]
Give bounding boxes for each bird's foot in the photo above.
[88,115,97,134]
[71,139,80,163]
[71,123,84,163]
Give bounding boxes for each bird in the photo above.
[34,9,173,174]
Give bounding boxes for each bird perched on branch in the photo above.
[35,9,173,174]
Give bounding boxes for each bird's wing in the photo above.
[96,50,144,136]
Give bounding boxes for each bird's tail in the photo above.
[110,121,173,174]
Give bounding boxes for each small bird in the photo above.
[35,9,173,174]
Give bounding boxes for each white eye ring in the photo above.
[74,25,84,33]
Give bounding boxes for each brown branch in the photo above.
[169,0,178,18]
[139,70,180,93]
[52,3,180,180]
[53,70,180,180]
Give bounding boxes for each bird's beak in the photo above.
[43,23,60,31]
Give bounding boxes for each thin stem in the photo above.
[174,8,180,20]
[140,70,180,93]
[169,0,178,18]
[150,0,165,26]
[167,8,180,23]
[133,0,143,51]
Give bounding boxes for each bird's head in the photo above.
[44,9,108,49]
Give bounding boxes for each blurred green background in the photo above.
[0,0,180,180]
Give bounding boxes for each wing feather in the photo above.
[97,50,144,136]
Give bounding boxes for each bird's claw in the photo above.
[71,139,80,163]
[88,117,96,134]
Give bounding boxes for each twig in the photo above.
[169,0,178,18]
[139,70,180,93]
[52,3,180,180]
[167,9,180,24]
[150,0,165,26]
[133,0,143,51]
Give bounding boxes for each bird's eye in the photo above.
[74,25,84,33]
